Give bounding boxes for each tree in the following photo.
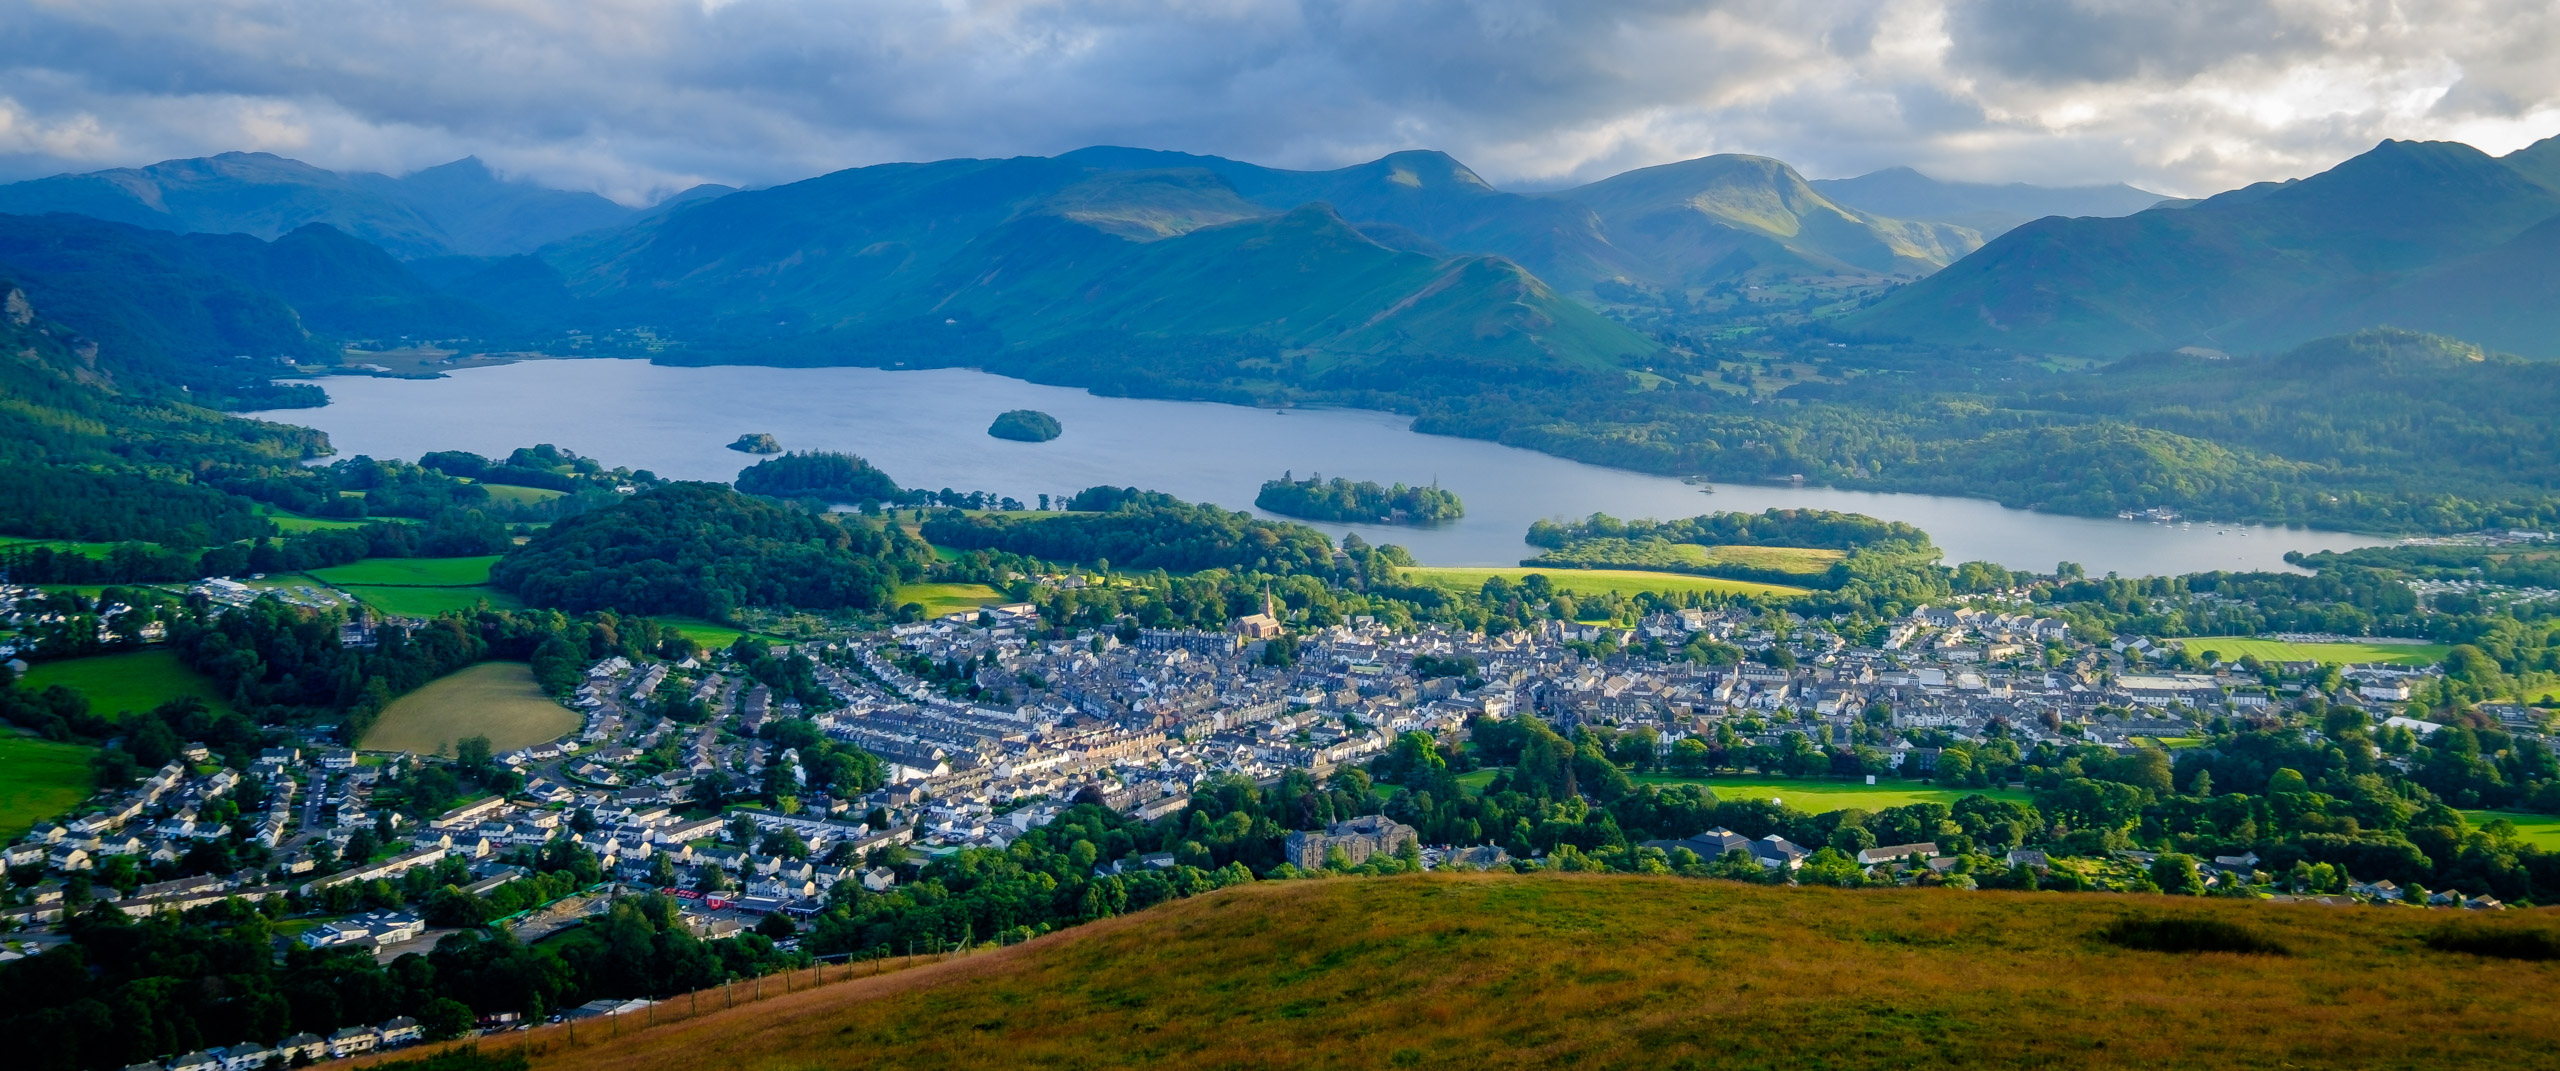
[2149,853,2206,896]
[418,998,476,1041]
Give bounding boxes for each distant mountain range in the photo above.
[43,139,2522,385]
[1851,136,2560,357]
[0,152,726,258]
[1807,168,2167,238]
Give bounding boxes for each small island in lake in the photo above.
[988,409,1063,442]
[1255,472,1463,525]
[728,432,783,454]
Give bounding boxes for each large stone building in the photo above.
[1282,815,1419,870]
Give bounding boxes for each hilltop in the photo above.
[421,874,2560,1071]
[1851,136,2560,356]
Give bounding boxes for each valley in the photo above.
[3,103,2560,1071]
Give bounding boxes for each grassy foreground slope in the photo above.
[495,874,2560,1071]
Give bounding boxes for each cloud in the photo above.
[0,0,2553,202]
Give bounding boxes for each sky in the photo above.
[0,0,2554,204]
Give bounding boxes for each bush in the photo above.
[2425,922,2560,961]
[2097,914,2288,955]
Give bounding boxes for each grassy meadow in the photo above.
[1629,774,2036,811]
[1402,565,1809,600]
[301,555,514,617]
[2177,636,2450,666]
[433,874,2560,1071]
[336,586,521,616]
[17,649,234,718]
[0,536,127,559]
[1452,769,2032,812]
[254,504,380,533]
[359,661,579,755]
[2465,810,2560,849]
[478,484,567,507]
[896,582,1007,618]
[1671,542,1843,574]
[0,733,95,838]
[308,555,501,587]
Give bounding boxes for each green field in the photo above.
[1628,543,1842,574]
[657,616,756,647]
[2176,636,2449,666]
[0,733,95,838]
[307,555,500,586]
[1631,775,2034,812]
[359,661,581,755]
[339,584,521,617]
[1403,566,1809,599]
[2465,810,2560,849]
[17,649,235,718]
[254,504,380,533]
[479,484,568,506]
[897,582,1007,618]
[0,536,127,559]
[1449,770,2028,812]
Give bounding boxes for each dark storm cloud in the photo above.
[0,0,2550,202]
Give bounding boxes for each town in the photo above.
[12,560,2544,1071]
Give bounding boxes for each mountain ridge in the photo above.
[1849,136,2560,356]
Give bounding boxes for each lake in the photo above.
[256,359,2384,575]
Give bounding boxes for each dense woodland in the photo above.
[925,490,1339,575]
[1253,474,1463,525]
[731,450,903,505]
[492,483,929,619]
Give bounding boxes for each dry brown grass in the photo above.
[411,874,2560,1070]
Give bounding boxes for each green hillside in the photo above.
[566,157,1659,376]
[1852,137,2560,356]
[475,874,2560,1071]
[0,151,639,258]
[1559,153,1982,282]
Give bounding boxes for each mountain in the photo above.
[0,279,325,473]
[1065,147,1980,291]
[1556,154,1983,284]
[489,874,2553,1071]
[552,155,1653,371]
[1849,137,2560,356]
[1809,167,2167,236]
[352,156,638,255]
[0,152,641,258]
[1061,147,1643,290]
[0,213,510,382]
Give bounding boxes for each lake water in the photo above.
[254,359,2384,575]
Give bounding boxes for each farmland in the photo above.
[336,586,521,616]
[358,661,580,755]
[307,555,501,587]
[2174,636,2450,667]
[17,648,235,718]
[1453,769,2034,812]
[1402,566,1809,600]
[896,582,1007,619]
[0,733,94,839]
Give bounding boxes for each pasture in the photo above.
[308,555,500,587]
[897,582,1007,618]
[0,733,95,838]
[339,585,522,617]
[2466,811,2560,849]
[1402,566,1808,599]
[359,661,580,756]
[17,649,235,718]
[2176,636,2449,666]
[255,505,380,533]
[478,484,567,507]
